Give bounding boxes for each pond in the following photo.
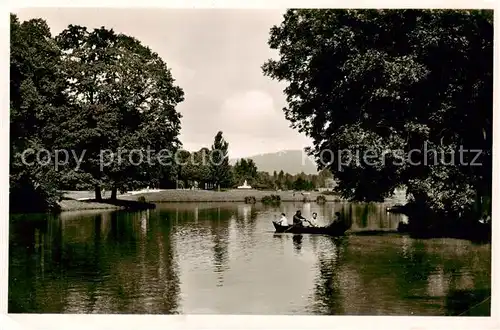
[9,201,491,315]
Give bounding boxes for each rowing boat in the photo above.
[272,221,349,236]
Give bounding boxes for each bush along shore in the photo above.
[389,202,491,243]
[261,194,281,205]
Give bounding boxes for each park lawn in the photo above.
[119,189,341,203]
[58,189,343,212]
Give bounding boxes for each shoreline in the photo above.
[12,189,404,214]
[11,189,347,214]
[58,198,156,212]
[61,189,345,209]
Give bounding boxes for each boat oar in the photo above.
[304,219,317,227]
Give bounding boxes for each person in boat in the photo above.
[307,212,318,227]
[293,210,306,227]
[304,212,318,227]
[276,213,289,226]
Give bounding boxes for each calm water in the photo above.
[9,202,491,315]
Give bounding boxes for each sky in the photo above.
[14,8,313,159]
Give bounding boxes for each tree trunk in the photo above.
[94,184,102,201]
[111,186,117,201]
[405,186,431,231]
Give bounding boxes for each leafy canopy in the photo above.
[263,9,492,215]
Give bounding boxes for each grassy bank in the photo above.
[63,189,343,204]
[54,189,343,212]
[58,198,155,212]
[119,189,343,203]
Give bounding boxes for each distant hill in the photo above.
[230,150,318,175]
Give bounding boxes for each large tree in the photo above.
[55,25,184,200]
[209,131,231,190]
[277,170,285,189]
[10,14,68,212]
[262,9,493,220]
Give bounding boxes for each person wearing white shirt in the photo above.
[301,212,318,227]
[276,213,289,226]
[308,212,318,227]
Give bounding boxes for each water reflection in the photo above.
[9,209,182,313]
[9,201,491,315]
[309,237,345,314]
[208,208,230,287]
[292,234,303,253]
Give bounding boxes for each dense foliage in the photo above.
[233,158,258,186]
[234,167,332,191]
[10,15,67,212]
[262,9,492,222]
[54,24,184,200]
[10,14,184,211]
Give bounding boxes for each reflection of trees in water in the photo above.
[235,204,258,226]
[334,236,491,315]
[9,214,51,312]
[330,202,406,232]
[168,204,235,291]
[309,237,347,315]
[160,205,233,289]
[108,210,142,245]
[9,210,183,313]
[169,204,234,288]
[209,207,231,287]
[336,202,401,231]
[233,205,258,255]
[329,237,437,314]
[149,213,181,313]
[360,204,369,228]
[377,206,390,229]
[292,234,302,253]
[94,210,181,313]
[395,240,436,290]
[82,213,105,312]
[430,241,490,316]
[10,212,111,312]
[10,203,491,315]
[62,213,117,312]
[392,238,489,315]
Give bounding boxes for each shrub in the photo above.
[244,196,257,204]
[262,194,281,205]
[316,195,327,204]
[9,172,62,213]
[137,196,147,203]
